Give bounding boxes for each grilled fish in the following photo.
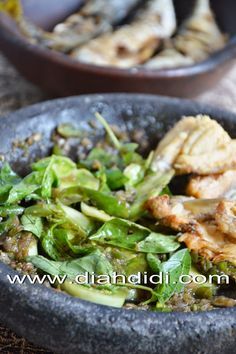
[72,0,177,68]
[174,0,227,62]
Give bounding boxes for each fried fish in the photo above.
[151,115,236,175]
[72,0,177,68]
[186,170,236,199]
[144,47,194,70]
[18,0,142,52]
[174,0,227,62]
[146,195,236,266]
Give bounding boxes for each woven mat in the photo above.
[0,52,236,353]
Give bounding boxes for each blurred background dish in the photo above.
[0,0,236,97]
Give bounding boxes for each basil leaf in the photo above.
[7,171,42,204]
[153,249,191,304]
[29,250,113,279]
[21,215,43,238]
[146,253,162,273]
[53,228,95,256]
[0,216,19,235]
[0,163,21,202]
[0,205,24,217]
[90,218,179,253]
[90,218,146,250]
[32,155,76,177]
[59,169,99,191]
[136,233,179,253]
[106,168,128,190]
[80,148,121,170]
[42,228,66,261]
[41,226,94,261]
[32,155,77,198]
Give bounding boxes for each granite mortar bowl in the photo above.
[0,94,236,354]
[0,0,236,97]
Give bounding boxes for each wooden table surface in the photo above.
[0,52,236,353]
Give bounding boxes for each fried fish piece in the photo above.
[186,170,236,199]
[151,116,198,172]
[76,0,142,26]
[145,0,227,70]
[144,47,194,70]
[215,200,236,240]
[146,195,218,231]
[72,0,176,68]
[151,115,236,175]
[175,141,236,175]
[146,195,236,266]
[51,0,142,51]
[17,0,142,52]
[174,0,227,62]
[179,223,236,266]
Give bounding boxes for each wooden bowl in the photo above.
[0,0,236,98]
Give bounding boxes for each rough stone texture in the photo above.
[0,52,236,353]
[0,54,47,116]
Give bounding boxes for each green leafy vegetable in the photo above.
[0,216,19,235]
[59,204,95,237]
[130,170,174,220]
[21,215,43,238]
[42,227,66,261]
[146,253,162,273]
[80,148,121,170]
[58,186,129,218]
[32,155,78,197]
[59,169,99,191]
[81,203,112,222]
[124,163,145,187]
[106,168,128,190]
[0,163,21,203]
[153,249,191,304]
[1,115,211,311]
[0,205,24,217]
[42,227,95,261]
[7,171,43,204]
[90,218,179,253]
[136,233,179,253]
[26,202,95,238]
[57,123,82,138]
[29,250,113,278]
